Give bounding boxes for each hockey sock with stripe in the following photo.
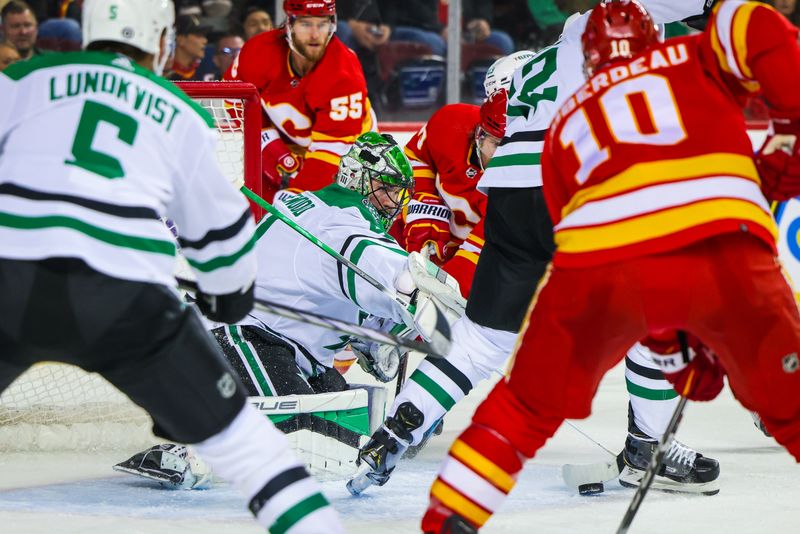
[192,405,343,533]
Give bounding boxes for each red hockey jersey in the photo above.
[224,29,374,189]
[541,0,800,268]
[404,104,487,244]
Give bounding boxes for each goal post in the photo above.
[174,81,264,220]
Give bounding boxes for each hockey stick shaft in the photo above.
[241,186,416,325]
[616,332,692,534]
[176,277,447,358]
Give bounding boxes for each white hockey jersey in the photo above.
[478,0,707,192]
[0,51,256,295]
[240,185,410,374]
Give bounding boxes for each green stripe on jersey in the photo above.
[227,326,273,396]
[270,493,330,534]
[409,369,456,410]
[625,378,679,401]
[345,239,407,305]
[488,152,542,169]
[0,211,175,255]
[186,234,256,273]
[3,51,214,128]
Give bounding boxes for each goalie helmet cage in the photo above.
[0,81,263,452]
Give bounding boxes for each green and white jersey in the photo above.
[478,0,705,192]
[0,51,256,294]
[240,185,409,372]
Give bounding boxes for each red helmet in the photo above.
[283,0,336,18]
[582,0,659,76]
[480,89,507,139]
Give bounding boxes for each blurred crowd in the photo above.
[1,0,797,114]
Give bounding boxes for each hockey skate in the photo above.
[113,443,213,490]
[347,402,423,495]
[619,420,720,495]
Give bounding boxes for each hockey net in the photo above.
[0,82,263,451]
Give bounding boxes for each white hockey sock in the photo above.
[192,405,343,533]
[626,342,680,440]
[393,316,517,444]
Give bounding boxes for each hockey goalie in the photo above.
[114,133,466,489]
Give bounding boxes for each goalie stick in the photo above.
[243,187,416,324]
[241,186,453,357]
[176,277,448,359]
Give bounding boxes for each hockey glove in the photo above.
[196,283,254,324]
[261,128,301,189]
[756,116,800,202]
[403,193,455,264]
[351,341,404,383]
[643,333,725,402]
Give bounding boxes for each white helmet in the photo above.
[82,0,175,75]
[484,50,536,97]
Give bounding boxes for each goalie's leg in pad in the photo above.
[619,412,720,495]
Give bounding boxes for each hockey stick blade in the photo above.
[562,451,624,490]
[176,277,447,358]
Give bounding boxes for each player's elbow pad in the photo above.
[196,283,255,324]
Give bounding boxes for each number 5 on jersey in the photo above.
[65,100,139,179]
[329,92,363,121]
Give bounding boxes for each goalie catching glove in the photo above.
[261,127,301,189]
[756,115,800,202]
[641,332,725,401]
[394,251,467,356]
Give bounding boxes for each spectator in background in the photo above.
[379,0,514,57]
[458,0,515,55]
[525,0,570,44]
[0,40,20,70]
[166,14,212,80]
[336,0,390,52]
[201,32,244,80]
[1,1,39,60]
[379,0,445,56]
[241,5,273,40]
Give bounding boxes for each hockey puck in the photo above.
[578,482,604,495]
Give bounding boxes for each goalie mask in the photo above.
[82,0,175,75]
[337,132,414,230]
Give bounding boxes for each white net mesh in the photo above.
[0,90,251,451]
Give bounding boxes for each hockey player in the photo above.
[422,0,800,531]
[212,131,463,399]
[349,0,720,498]
[0,1,345,532]
[115,132,467,488]
[395,89,507,298]
[224,0,375,202]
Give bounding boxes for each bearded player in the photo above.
[224,0,375,202]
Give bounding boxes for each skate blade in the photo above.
[619,466,720,496]
[346,464,375,496]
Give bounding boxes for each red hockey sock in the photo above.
[421,423,524,532]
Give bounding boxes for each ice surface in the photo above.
[1,360,797,534]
